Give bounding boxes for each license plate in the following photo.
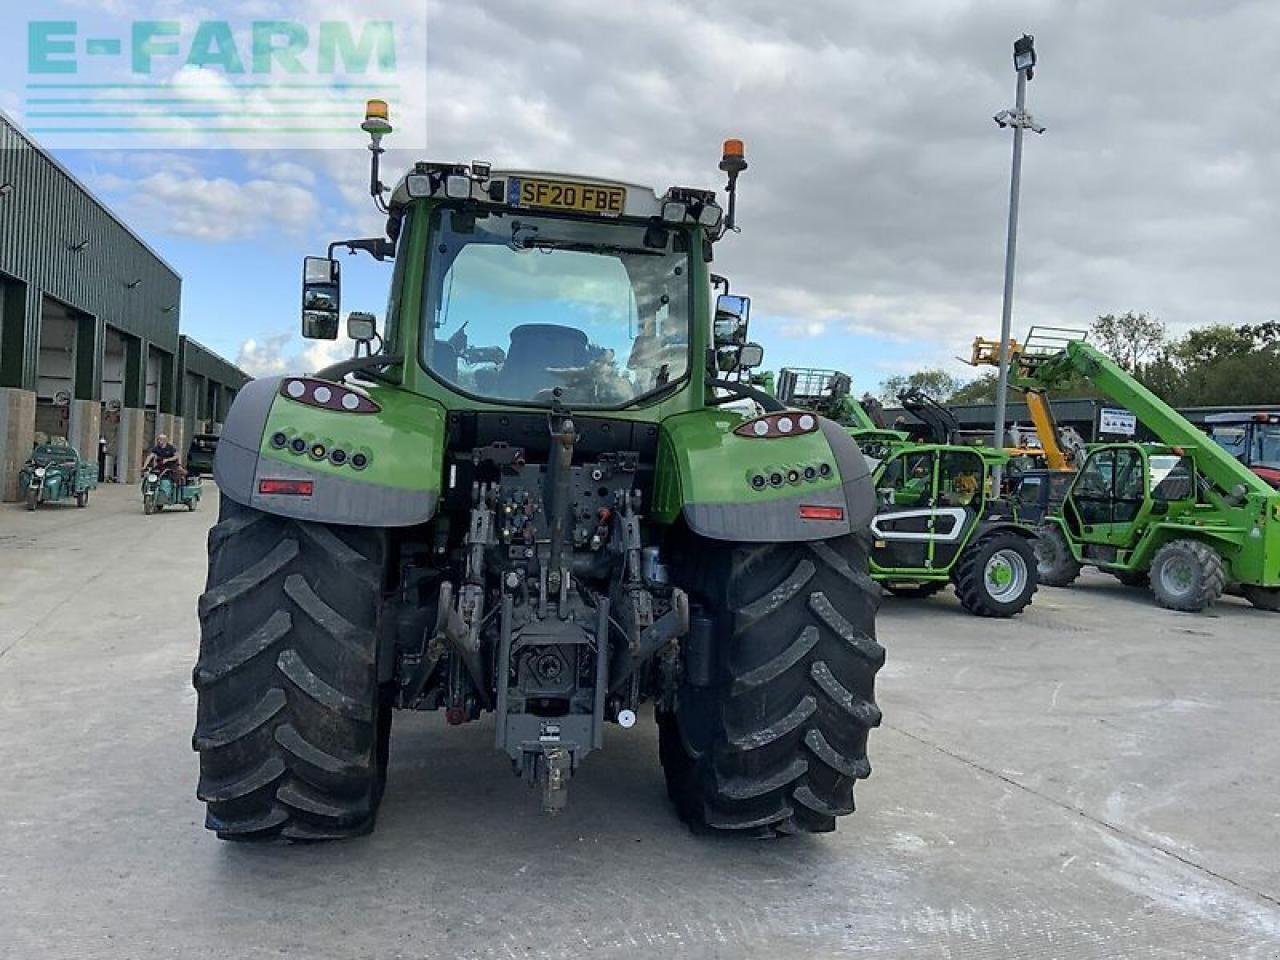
[508,177,626,216]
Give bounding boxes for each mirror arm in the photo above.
[312,353,404,382]
[328,237,396,262]
[706,377,786,413]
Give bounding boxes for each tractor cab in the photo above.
[1204,412,1280,489]
[1057,443,1198,565]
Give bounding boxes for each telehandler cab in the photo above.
[193,105,884,841]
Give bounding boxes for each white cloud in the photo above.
[236,330,359,377]
[236,333,292,377]
[38,1,1280,381]
[83,163,319,242]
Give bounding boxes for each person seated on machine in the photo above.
[144,434,186,483]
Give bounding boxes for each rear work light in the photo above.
[735,412,818,439]
[799,505,844,521]
[280,378,380,414]
[259,478,314,496]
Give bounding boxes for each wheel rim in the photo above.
[984,549,1028,604]
[1159,555,1195,597]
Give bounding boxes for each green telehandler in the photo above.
[1013,334,1280,613]
[776,369,1040,617]
[193,112,884,841]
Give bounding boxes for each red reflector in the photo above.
[799,505,844,521]
[259,478,314,496]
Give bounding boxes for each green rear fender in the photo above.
[652,410,875,542]
[213,375,445,527]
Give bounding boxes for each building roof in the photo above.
[0,108,181,280]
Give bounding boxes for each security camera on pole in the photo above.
[990,33,1045,492]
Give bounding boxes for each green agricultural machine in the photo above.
[777,369,1039,617]
[194,112,884,842]
[1015,336,1280,612]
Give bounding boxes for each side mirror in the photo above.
[713,294,751,347]
[302,256,341,340]
[347,311,377,343]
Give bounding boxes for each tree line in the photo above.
[878,313,1280,408]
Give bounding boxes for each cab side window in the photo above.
[1074,449,1116,525]
[1112,448,1145,522]
[1151,456,1196,502]
[937,450,984,507]
[878,452,934,508]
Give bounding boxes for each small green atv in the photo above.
[18,441,96,510]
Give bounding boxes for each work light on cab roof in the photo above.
[358,99,745,239]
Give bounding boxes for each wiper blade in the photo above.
[528,240,663,257]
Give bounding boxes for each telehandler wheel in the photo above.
[1034,526,1081,587]
[953,532,1038,618]
[193,493,389,842]
[884,581,946,599]
[1241,585,1280,612]
[1149,539,1226,612]
[660,534,883,836]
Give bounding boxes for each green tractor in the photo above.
[1011,335,1280,613]
[193,115,884,841]
[777,371,1039,617]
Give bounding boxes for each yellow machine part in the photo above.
[968,336,1074,472]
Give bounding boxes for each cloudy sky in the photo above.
[7,0,1279,389]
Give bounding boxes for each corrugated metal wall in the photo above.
[178,335,251,438]
[0,112,182,394]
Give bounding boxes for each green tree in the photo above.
[947,372,999,405]
[1091,312,1167,371]
[877,369,960,404]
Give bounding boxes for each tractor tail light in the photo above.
[735,412,819,439]
[280,378,380,414]
[799,505,844,521]
[259,478,314,496]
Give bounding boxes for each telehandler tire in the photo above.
[883,581,945,599]
[193,494,390,841]
[1149,539,1225,612]
[660,534,883,836]
[953,531,1038,618]
[1034,526,1081,587]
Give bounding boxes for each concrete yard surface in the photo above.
[1,483,1277,959]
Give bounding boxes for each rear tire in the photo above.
[884,581,945,599]
[1149,539,1225,612]
[1241,585,1280,612]
[193,493,389,841]
[1035,526,1081,587]
[953,531,1038,618]
[660,535,883,836]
